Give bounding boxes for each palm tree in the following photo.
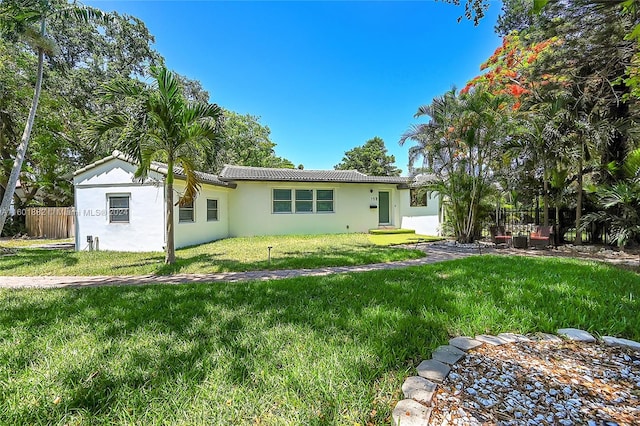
[91,65,224,264]
[0,0,109,235]
[581,149,640,248]
[400,88,508,243]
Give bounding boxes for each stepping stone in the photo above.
[475,334,508,346]
[530,332,563,342]
[402,376,437,403]
[603,336,640,351]
[449,336,483,351]
[497,333,532,343]
[417,359,451,383]
[558,328,596,343]
[432,345,466,365]
[392,399,432,426]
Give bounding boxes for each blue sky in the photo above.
[87,1,502,172]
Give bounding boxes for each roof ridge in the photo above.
[75,151,235,188]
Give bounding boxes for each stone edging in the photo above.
[392,328,640,426]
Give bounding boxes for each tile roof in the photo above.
[74,151,236,188]
[219,165,412,186]
[75,153,433,190]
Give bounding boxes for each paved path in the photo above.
[3,242,636,290]
[0,243,485,290]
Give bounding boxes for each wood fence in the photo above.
[25,207,75,239]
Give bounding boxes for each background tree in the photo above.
[91,65,224,264]
[0,0,109,236]
[334,136,401,176]
[205,110,294,171]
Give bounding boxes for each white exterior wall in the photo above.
[74,156,443,247]
[399,190,441,235]
[74,159,166,252]
[227,181,402,237]
[173,181,230,248]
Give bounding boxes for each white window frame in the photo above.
[207,199,219,222]
[295,189,314,213]
[272,188,335,214]
[315,189,334,213]
[273,189,293,214]
[107,193,130,224]
[179,200,195,223]
[410,188,428,207]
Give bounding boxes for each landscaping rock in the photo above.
[449,336,483,351]
[402,376,438,398]
[402,376,437,401]
[417,359,451,383]
[475,334,508,345]
[602,336,640,351]
[432,345,466,365]
[392,399,432,426]
[530,332,563,342]
[497,332,531,343]
[426,339,640,425]
[558,328,596,343]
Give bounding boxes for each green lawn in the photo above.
[0,234,425,276]
[0,237,73,249]
[1,256,638,425]
[368,233,443,246]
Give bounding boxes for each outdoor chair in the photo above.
[529,225,553,249]
[490,225,512,247]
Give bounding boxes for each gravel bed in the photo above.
[429,340,640,425]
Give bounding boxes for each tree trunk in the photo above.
[165,156,176,264]
[0,23,45,236]
[575,140,583,245]
[543,163,549,227]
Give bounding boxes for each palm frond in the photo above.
[175,157,201,206]
[55,4,112,26]
[99,78,145,99]
[622,148,640,179]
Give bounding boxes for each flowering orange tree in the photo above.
[461,33,568,226]
[461,33,561,110]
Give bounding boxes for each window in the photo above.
[179,200,194,222]
[207,199,218,221]
[273,189,335,214]
[109,196,129,223]
[295,189,313,213]
[316,189,334,212]
[410,188,428,207]
[273,189,292,213]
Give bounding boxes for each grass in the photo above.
[0,237,73,249]
[0,234,425,276]
[368,228,416,235]
[368,233,443,246]
[1,255,638,425]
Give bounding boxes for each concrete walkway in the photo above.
[3,242,635,290]
[0,243,484,290]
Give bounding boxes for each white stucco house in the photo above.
[73,151,441,252]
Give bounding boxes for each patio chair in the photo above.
[529,225,553,249]
[490,225,511,247]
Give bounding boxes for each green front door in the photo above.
[378,191,390,224]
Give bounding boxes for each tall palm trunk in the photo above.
[575,139,583,245]
[542,155,549,227]
[165,156,176,264]
[0,20,45,236]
